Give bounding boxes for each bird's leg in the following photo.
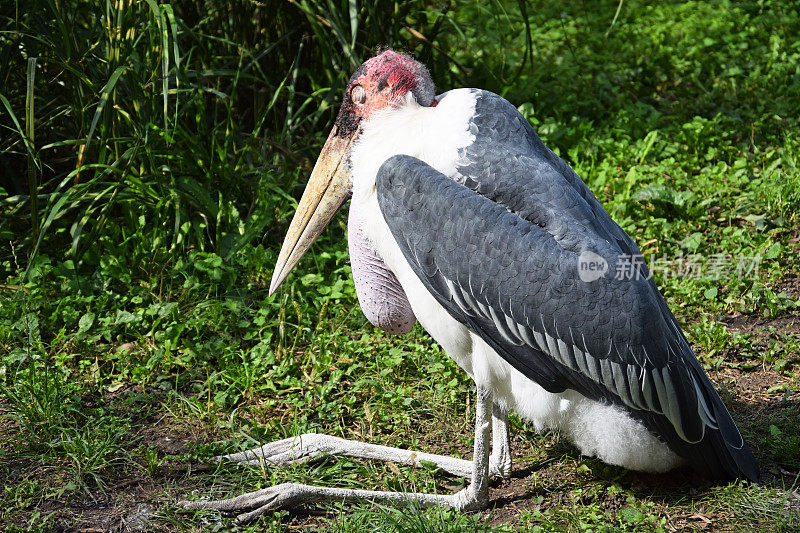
[179,386,493,523]
[463,385,492,503]
[212,433,473,478]
[215,401,509,481]
[489,403,512,479]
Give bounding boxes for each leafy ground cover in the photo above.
[1,0,799,531]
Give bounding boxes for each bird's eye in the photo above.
[351,85,366,105]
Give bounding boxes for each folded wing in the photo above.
[376,152,758,482]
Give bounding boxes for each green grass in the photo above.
[1,0,800,531]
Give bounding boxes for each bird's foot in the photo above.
[181,388,498,521]
[216,433,474,478]
[179,482,487,524]
[489,449,512,480]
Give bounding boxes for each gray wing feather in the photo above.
[375,145,758,482]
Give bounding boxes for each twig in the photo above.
[605,0,624,38]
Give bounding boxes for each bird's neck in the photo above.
[347,88,478,280]
[349,88,477,204]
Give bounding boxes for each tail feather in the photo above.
[692,362,760,482]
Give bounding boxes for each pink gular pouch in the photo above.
[348,203,416,334]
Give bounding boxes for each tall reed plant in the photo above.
[1,0,522,279]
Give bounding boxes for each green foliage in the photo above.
[328,501,507,532]
[521,490,670,532]
[1,359,131,498]
[0,0,495,272]
[1,0,799,531]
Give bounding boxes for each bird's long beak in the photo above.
[269,127,354,295]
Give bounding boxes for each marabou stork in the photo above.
[182,50,758,520]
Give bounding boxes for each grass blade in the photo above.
[26,57,39,242]
[145,0,170,131]
[161,4,181,127]
[348,0,358,47]
[79,65,127,175]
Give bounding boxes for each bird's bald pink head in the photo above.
[352,50,435,106]
[334,50,435,138]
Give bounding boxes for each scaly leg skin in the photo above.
[215,401,511,480]
[215,433,474,477]
[489,404,512,479]
[179,386,494,523]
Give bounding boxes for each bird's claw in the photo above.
[179,483,306,524]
